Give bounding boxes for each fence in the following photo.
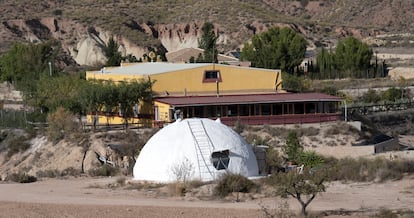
[0,110,26,128]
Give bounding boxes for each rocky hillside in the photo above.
[1,0,414,67]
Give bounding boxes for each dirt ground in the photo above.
[0,175,413,218]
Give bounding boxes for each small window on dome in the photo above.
[211,149,230,170]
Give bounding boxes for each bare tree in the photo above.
[170,157,194,183]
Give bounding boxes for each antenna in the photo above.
[216,71,220,98]
[212,46,215,71]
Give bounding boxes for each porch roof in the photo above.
[154,93,342,107]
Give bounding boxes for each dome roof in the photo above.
[133,118,259,182]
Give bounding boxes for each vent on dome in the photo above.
[211,150,230,170]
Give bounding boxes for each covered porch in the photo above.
[154,93,342,126]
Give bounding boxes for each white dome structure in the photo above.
[133,118,259,182]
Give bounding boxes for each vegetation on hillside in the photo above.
[196,22,219,63]
[0,42,154,129]
[313,36,379,79]
[241,27,307,74]
[1,0,414,55]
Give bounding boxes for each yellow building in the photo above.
[87,62,282,96]
[86,62,341,127]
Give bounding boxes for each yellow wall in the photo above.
[86,64,283,96]
[149,65,282,96]
[86,72,145,82]
[86,114,143,127]
[154,101,172,122]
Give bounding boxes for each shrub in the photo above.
[36,167,82,178]
[47,107,79,142]
[6,136,30,158]
[234,119,245,134]
[116,176,126,186]
[88,164,119,177]
[373,208,398,218]
[297,151,324,168]
[7,172,37,183]
[297,127,320,137]
[326,157,414,182]
[36,169,59,178]
[266,146,284,173]
[213,173,255,197]
[168,182,187,196]
[61,167,82,177]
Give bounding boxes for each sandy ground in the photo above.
[0,176,413,218]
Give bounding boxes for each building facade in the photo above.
[85,62,341,127]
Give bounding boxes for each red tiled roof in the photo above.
[155,93,342,107]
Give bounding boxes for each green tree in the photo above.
[315,47,336,79]
[117,79,153,129]
[101,80,119,126]
[78,79,106,130]
[198,22,218,63]
[334,36,373,78]
[315,37,373,79]
[105,37,122,66]
[240,27,307,73]
[272,170,326,216]
[282,131,303,163]
[282,73,311,93]
[35,74,84,113]
[0,42,58,94]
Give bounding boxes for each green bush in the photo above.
[297,151,324,168]
[214,173,255,197]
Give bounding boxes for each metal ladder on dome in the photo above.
[187,119,215,181]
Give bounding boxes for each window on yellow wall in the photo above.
[203,70,222,83]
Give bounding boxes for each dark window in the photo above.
[211,150,230,170]
[305,102,316,114]
[227,105,237,116]
[239,105,250,116]
[194,106,203,117]
[261,104,271,115]
[203,70,221,83]
[294,103,304,114]
[205,71,218,79]
[205,105,218,118]
[272,103,283,115]
[254,104,261,115]
[284,103,294,114]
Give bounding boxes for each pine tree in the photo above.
[105,37,122,66]
[198,22,218,63]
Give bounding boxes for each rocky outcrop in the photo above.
[1,18,147,66]
[0,15,385,67]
